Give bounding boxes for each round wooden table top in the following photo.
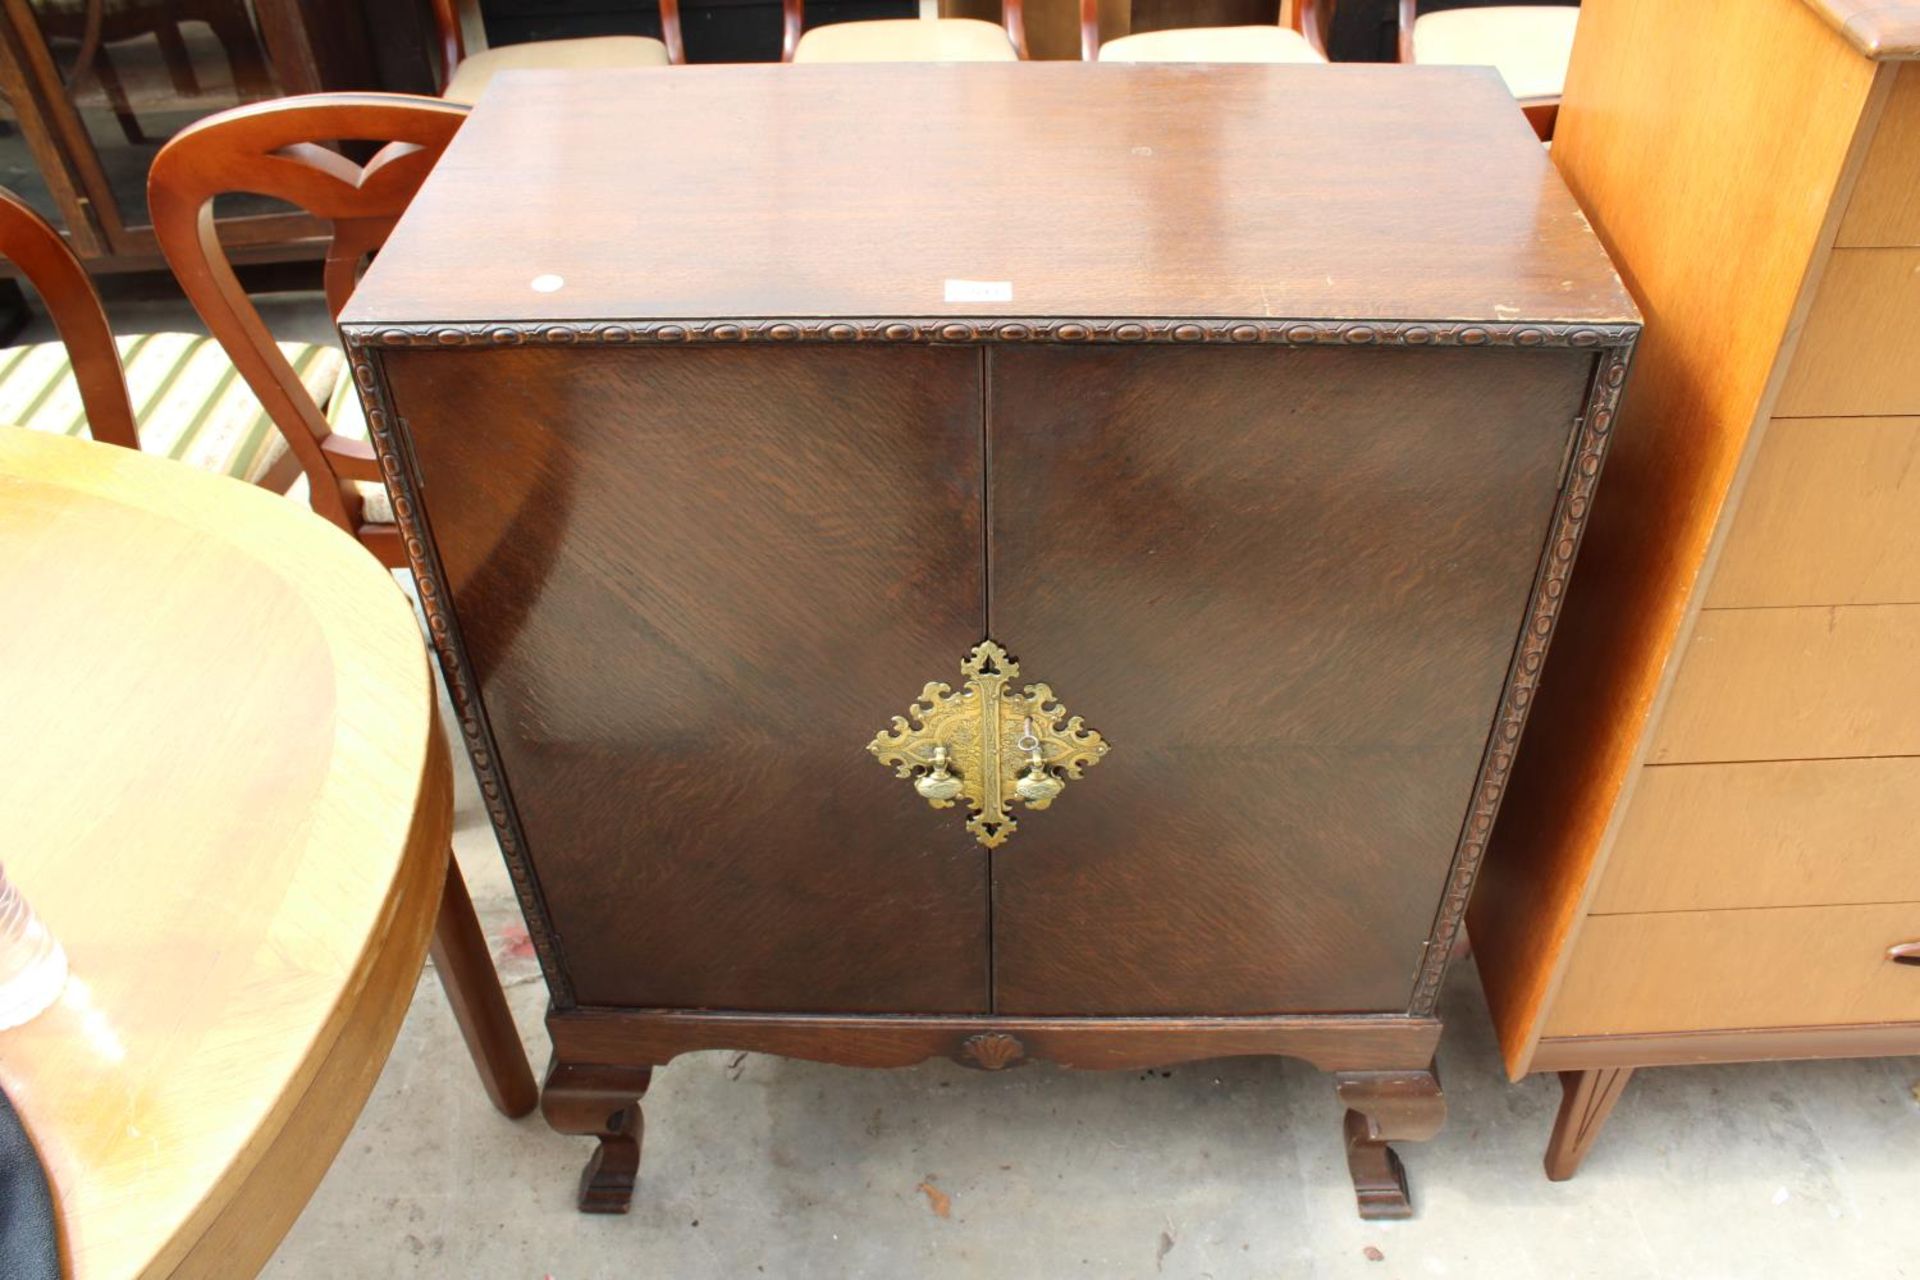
[0,430,452,1279]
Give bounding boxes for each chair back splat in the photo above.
[148,93,467,562]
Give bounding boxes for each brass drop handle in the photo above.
[869,640,1109,848]
[913,744,964,805]
[1889,942,1920,967]
[1013,720,1066,807]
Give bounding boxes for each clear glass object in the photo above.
[0,865,67,1031]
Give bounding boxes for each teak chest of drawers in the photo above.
[341,63,1636,1218]
[1471,0,1920,1180]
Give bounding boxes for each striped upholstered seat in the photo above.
[0,333,344,486]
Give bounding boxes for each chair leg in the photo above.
[154,21,201,96]
[91,48,146,146]
[429,854,539,1118]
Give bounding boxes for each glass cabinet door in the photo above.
[27,0,283,228]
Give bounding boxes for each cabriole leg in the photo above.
[542,1060,655,1214]
[1333,1060,1446,1220]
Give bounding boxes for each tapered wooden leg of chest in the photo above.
[1544,1067,1633,1182]
[541,1061,655,1214]
[1333,1062,1446,1219]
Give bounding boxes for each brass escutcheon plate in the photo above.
[868,640,1108,848]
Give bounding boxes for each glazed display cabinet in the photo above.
[0,0,432,272]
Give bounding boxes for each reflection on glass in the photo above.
[27,0,284,227]
[0,73,60,227]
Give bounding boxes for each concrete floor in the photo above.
[47,288,1920,1279]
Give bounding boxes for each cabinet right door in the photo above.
[986,344,1591,1014]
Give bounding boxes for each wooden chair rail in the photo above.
[147,92,468,542]
[0,188,138,449]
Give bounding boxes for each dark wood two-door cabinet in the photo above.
[342,64,1637,1219]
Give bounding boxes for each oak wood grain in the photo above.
[1531,1021,1920,1070]
[986,343,1588,1014]
[1543,903,1920,1037]
[0,429,449,1280]
[1839,64,1920,244]
[342,64,1633,331]
[1466,0,1885,1078]
[1706,416,1920,607]
[1650,603,1920,762]
[382,342,993,1014]
[1593,758,1920,913]
[1776,249,1920,417]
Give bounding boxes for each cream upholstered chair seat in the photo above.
[0,333,341,483]
[442,36,670,105]
[1097,23,1324,62]
[1410,5,1578,101]
[791,17,1018,63]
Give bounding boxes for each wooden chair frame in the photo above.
[783,0,1029,62]
[1080,0,1325,62]
[0,187,138,449]
[429,0,688,76]
[1396,0,1566,139]
[148,92,469,567]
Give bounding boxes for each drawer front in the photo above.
[984,343,1591,1015]
[1707,417,1920,608]
[1776,249,1920,417]
[1839,63,1920,248]
[1597,758,1920,913]
[1650,604,1920,763]
[1545,904,1920,1036]
[385,343,993,1014]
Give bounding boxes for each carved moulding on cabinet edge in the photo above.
[1407,339,1636,1017]
[343,319,1640,1019]
[345,340,580,1007]
[342,317,1642,351]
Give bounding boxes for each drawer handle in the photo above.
[1889,942,1920,967]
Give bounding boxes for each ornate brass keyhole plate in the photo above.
[868,640,1109,848]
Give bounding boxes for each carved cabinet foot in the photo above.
[541,1061,655,1214]
[1333,1062,1446,1220]
[1544,1067,1632,1182]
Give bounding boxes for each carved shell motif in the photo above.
[959,1032,1026,1071]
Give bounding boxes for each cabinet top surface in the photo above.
[344,64,1636,332]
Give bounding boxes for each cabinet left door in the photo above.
[382,342,992,1014]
